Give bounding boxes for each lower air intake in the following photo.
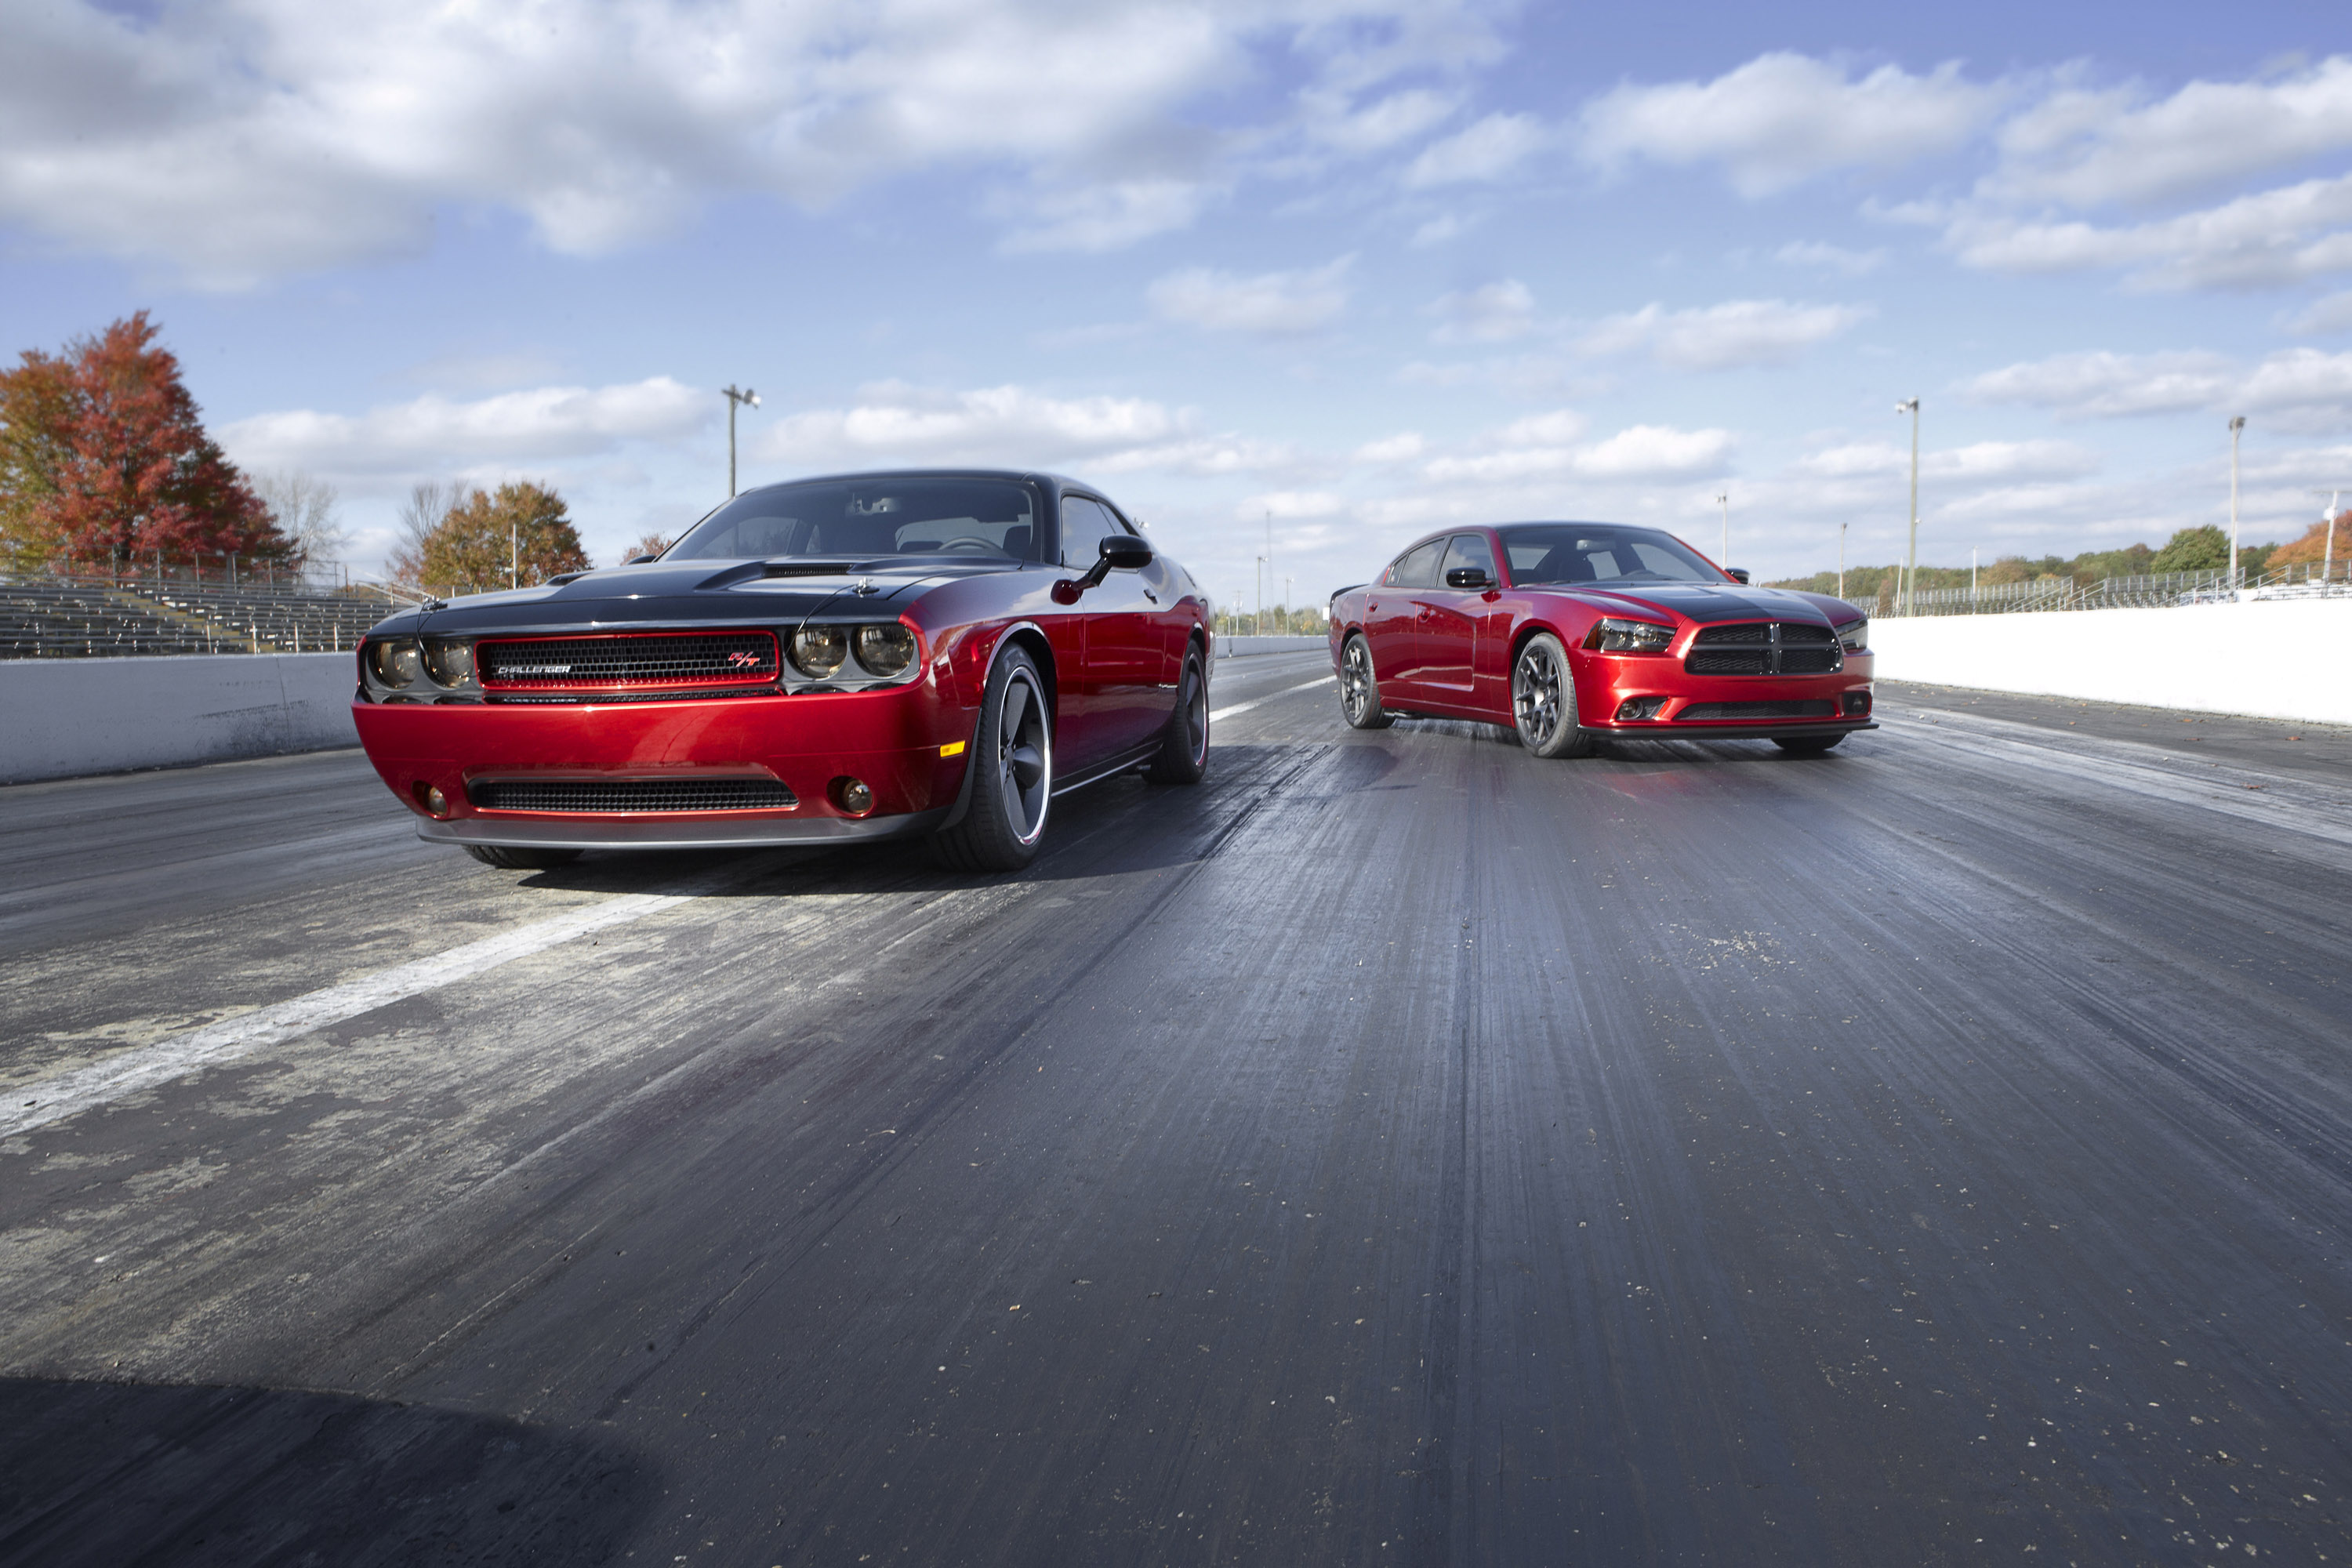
[1675,699,1838,721]
[469,778,798,812]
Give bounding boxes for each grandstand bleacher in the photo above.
[2,577,407,659]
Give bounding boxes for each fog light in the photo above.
[1614,696,1667,721]
[1842,691,1871,716]
[833,777,875,816]
[413,781,451,817]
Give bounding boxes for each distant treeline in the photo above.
[1765,520,2343,602]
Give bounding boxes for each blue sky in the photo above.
[5,0,2350,606]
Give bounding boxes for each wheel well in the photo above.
[1000,626,1057,714]
[1509,620,1570,666]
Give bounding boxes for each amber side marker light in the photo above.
[939,740,967,757]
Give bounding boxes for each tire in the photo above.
[1773,733,1846,754]
[1144,642,1209,784]
[463,844,583,869]
[931,647,1053,872]
[1338,634,1395,730]
[1511,633,1594,759]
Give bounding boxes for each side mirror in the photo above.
[1445,565,1492,590]
[1098,534,1153,570]
[1726,568,1751,583]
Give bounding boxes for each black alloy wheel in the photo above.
[1338,634,1394,730]
[1511,633,1594,759]
[1773,733,1846,754]
[1145,643,1210,784]
[463,844,583,869]
[933,646,1053,872]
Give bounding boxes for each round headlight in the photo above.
[368,638,421,687]
[854,623,916,677]
[790,625,848,677]
[423,640,474,687]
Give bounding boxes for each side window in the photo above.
[1439,533,1497,585]
[1059,495,1118,566]
[1383,539,1446,588]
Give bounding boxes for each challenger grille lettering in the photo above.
[475,630,782,698]
[505,664,573,675]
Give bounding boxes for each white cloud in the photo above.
[1353,432,1427,463]
[2287,290,2352,335]
[1240,491,1345,519]
[1985,57,2352,209]
[1573,424,1733,478]
[1148,255,1354,336]
[1792,438,2099,482]
[1579,53,2003,197]
[1963,347,2352,429]
[1301,86,1461,155]
[1403,112,1548,187]
[220,377,708,477]
[759,381,1185,469]
[1774,239,1886,276]
[0,0,1476,281]
[1946,172,2352,289]
[1577,299,1870,369]
[1428,279,1537,343]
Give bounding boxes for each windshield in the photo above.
[1495,524,1723,586]
[664,477,1044,563]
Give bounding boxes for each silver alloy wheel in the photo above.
[1512,639,1565,747]
[1341,637,1377,723]
[997,666,1051,845]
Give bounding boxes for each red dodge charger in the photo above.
[1328,522,1874,755]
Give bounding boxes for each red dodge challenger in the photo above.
[352,470,1210,872]
[1328,522,1874,756]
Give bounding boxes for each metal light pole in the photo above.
[1895,397,1920,615]
[723,385,760,496]
[1715,491,1730,568]
[1837,521,1846,602]
[1970,546,1978,611]
[2228,415,2246,591]
[2311,488,2343,583]
[1255,555,1269,637]
[510,519,517,590]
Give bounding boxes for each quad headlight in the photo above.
[789,626,848,677]
[788,622,920,686]
[422,639,475,688]
[854,623,916,677]
[1585,617,1675,655]
[1834,617,1867,652]
[367,637,422,687]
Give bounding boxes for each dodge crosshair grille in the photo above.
[1683,622,1842,677]
[475,631,780,696]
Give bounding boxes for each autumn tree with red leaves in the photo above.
[0,312,288,572]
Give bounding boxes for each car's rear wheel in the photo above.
[1773,733,1846,754]
[463,844,583,869]
[1145,643,1209,784]
[1339,634,1394,730]
[932,646,1052,872]
[1512,633,1594,759]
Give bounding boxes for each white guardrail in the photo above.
[1869,597,2352,726]
[1,652,359,785]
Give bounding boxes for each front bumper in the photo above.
[352,682,972,851]
[1577,648,1875,737]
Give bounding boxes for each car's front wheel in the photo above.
[932,646,1053,872]
[1512,633,1594,759]
[463,844,582,870]
[1145,643,1209,784]
[1338,634,1394,730]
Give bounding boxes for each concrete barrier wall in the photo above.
[1869,599,2352,725]
[1218,634,1327,658]
[1,653,359,785]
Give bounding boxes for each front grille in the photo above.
[1675,700,1838,721]
[476,631,779,694]
[1684,622,1840,677]
[468,778,799,813]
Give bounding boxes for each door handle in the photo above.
[1144,590,1159,603]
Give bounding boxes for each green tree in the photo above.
[416,481,589,594]
[2150,524,2230,572]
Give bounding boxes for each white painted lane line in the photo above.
[1211,676,1335,724]
[2,891,695,1140]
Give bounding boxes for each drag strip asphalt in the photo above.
[2,649,2347,1566]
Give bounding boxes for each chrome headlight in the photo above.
[368,637,421,687]
[854,623,916,677]
[1834,617,1867,652]
[1586,617,1675,654]
[790,626,848,677]
[423,639,475,688]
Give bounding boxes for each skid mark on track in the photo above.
[1210,676,1334,725]
[1,887,711,1141]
